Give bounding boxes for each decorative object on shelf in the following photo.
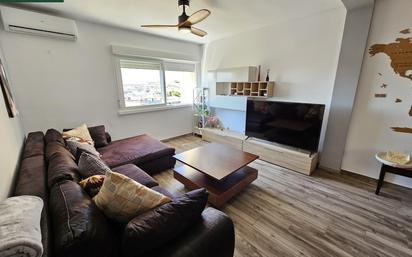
[266,69,270,82]
[257,65,261,81]
[0,57,18,118]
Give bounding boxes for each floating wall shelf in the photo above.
[229,81,275,98]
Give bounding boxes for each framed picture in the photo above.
[0,57,18,118]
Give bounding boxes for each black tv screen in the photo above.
[246,100,325,152]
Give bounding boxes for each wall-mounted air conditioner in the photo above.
[0,6,78,41]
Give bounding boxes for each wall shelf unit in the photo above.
[230,81,274,98]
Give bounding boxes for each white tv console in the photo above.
[201,128,319,175]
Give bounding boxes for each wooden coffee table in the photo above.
[173,143,259,207]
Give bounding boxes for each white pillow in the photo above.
[62,124,93,144]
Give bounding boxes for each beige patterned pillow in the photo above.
[62,124,93,144]
[93,171,171,222]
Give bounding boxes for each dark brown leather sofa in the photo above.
[13,129,235,257]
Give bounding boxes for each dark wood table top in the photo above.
[173,143,259,180]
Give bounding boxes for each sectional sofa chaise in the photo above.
[12,126,235,257]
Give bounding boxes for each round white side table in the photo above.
[375,152,412,195]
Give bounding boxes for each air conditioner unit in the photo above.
[0,6,78,41]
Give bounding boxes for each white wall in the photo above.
[341,0,374,9]
[0,45,24,200]
[320,4,374,170]
[342,0,412,188]
[205,7,346,149]
[0,19,203,140]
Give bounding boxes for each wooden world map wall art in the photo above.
[369,28,412,134]
[374,93,387,98]
[392,106,412,134]
[400,29,411,34]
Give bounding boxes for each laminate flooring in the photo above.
[154,135,412,257]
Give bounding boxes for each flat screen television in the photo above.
[245,100,325,152]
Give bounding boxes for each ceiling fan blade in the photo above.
[186,9,211,25]
[191,27,207,37]
[141,24,177,28]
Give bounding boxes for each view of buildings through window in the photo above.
[165,70,196,105]
[120,60,196,108]
[121,67,164,107]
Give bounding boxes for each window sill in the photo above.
[118,104,192,116]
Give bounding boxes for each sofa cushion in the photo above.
[138,155,176,175]
[145,207,235,257]
[98,134,175,168]
[105,132,112,144]
[150,186,175,199]
[49,181,119,257]
[93,171,171,223]
[88,125,109,148]
[47,153,80,188]
[121,189,208,257]
[14,151,51,257]
[66,139,101,158]
[64,125,109,148]
[112,164,158,188]
[39,203,52,257]
[23,131,44,159]
[45,141,74,162]
[78,152,111,178]
[15,155,47,200]
[45,129,65,146]
[79,175,105,197]
[62,124,93,144]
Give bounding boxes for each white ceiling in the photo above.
[13,0,344,44]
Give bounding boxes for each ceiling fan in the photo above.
[141,0,211,37]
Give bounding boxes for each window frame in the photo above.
[114,56,198,115]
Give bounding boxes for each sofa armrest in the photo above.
[105,132,112,143]
[148,207,235,257]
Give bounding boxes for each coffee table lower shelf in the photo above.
[173,165,258,207]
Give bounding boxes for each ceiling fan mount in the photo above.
[178,7,189,24]
[178,0,190,7]
[141,0,210,37]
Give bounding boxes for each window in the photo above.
[116,58,197,113]
[120,60,164,107]
[164,62,197,105]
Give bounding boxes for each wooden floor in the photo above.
[156,135,412,257]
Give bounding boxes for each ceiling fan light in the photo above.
[179,26,191,33]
